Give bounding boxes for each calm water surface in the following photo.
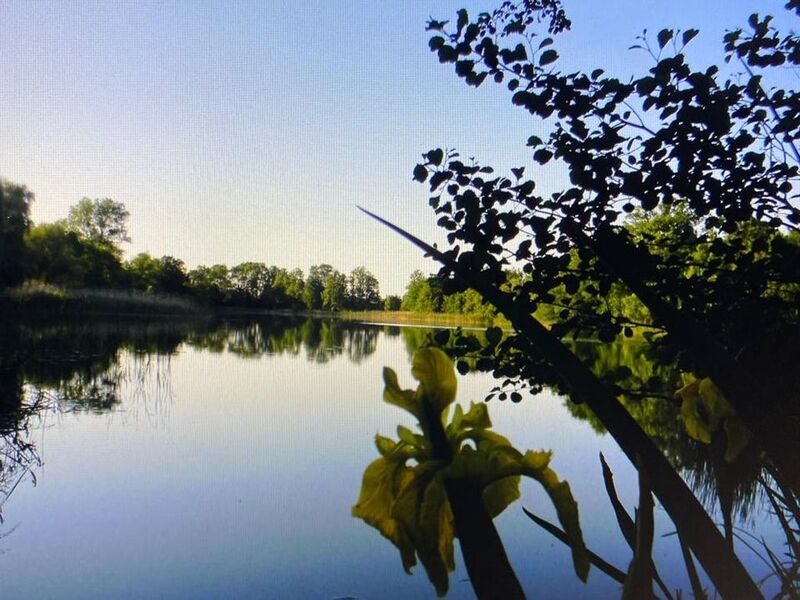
[0,318,786,598]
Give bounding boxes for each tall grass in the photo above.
[338,309,507,329]
[1,283,204,317]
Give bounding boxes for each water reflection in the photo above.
[0,317,773,517]
[0,315,788,595]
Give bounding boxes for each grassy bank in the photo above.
[1,283,206,318]
[2,285,519,330]
[338,310,510,329]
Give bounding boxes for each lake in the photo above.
[0,317,788,598]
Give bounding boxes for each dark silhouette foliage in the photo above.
[0,180,34,288]
[380,1,800,596]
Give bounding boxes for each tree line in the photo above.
[0,182,501,315]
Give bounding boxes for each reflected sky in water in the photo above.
[0,318,787,598]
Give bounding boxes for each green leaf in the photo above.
[352,457,417,573]
[460,402,492,430]
[677,378,751,460]
[482,473,522,518]
[392,466,454,596]
[375,434,397,456]
[521,451,590,582]
[412,348,457,413]
[398,425,429,452]
[383,367,421,419]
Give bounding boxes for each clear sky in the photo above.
[0,0,794,295]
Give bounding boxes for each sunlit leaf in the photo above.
[352,457,417,572]
[412,347,457,412]
[375,434,397,456]
[676,378,752,461]
[358,348,588,595]
[392,464,453,596]
[460,401,491,429]
[398,425,429,452]
[482,471,522,518]
[383,367,421,419]
[521,451,590,582]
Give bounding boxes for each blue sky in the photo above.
[1,0,795,295]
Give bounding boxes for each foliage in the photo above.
[354,1,800,595]
[384,294,402,311]
[413,0,800,497]
[65,197,130,248]
[348,266,382,310]
[126,253,187,295]
[416,0,800,385]
[303,264,335,310]
[400,270,443,312]
[321,270,348,311]
[269,267,306,309]
[675,377,752,463]
[25,223,125,288]
[401,270,496,318]
[0,180,34,288]
[186,264,233,304]
[353,347,587,596]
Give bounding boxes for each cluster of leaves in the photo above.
[0,180,35,288]
[65,197,130,247]
[412,2,800,414]
[352,347,587,596]
[675,377,752,463]
[400,269,497,319]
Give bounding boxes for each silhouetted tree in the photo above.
[0,180,34,288]
[388,1,800,595]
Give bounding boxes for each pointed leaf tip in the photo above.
[412,348,457,413]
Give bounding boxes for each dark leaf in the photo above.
[527,135,544,147]
[657,29,673,49]
[534,149,554,164]
[539,49,559,66]
[682,29,699,46]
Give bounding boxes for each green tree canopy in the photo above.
[230,262,271,304]
[186,264,232,304]
[348,266,381,310]
[0,180,34,288]
[401,270,443,313]
[322,270,348,311]
[126,253,187,295]
[25,223,124,288]
[66,197,130,248]
[303,264,335,309]
[381,2,800,594]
